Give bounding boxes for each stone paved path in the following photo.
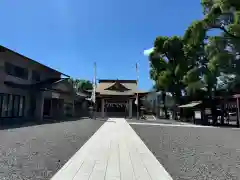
[51,118,173,180]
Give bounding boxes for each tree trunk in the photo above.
[220,98,225,126]
[173,92,181,120]
[162,91,168,119]
[211,103,217,125]
[210,89,217,126]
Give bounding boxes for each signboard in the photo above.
[194,111,201,119]
[205,108,211,115]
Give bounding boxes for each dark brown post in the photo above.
[236,97,240,127]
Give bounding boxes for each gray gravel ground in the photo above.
[0,118,104,180]
[131,124,240,180]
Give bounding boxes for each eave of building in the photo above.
[0,45,70,77]
[85,90,149,96]
[4,77,70,92]
[95,91,148,97]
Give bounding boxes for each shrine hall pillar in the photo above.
[101,99,105,118]
[129,99,133,119]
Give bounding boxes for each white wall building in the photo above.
[144,91,175,117]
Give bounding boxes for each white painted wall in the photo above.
[144,91,175,113]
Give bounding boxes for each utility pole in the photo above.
[93,62,96,119]
[136,63,139,120]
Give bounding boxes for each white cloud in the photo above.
[143,47,154,56]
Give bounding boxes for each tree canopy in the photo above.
[69,78,93,93]
[148,0,240,105]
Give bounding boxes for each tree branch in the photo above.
[210,25,240,39]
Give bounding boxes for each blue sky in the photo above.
[0,0,203,90]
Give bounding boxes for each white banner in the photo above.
[52,92,60,99]
[90,62,96,103]
[135,97,138,105]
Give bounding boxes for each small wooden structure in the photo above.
[215,94,240,127]
[178,101,205,124]
[179,94,240,127]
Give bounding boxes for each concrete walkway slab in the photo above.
[51,118,173,180]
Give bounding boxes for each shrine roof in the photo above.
[96,79,140,96]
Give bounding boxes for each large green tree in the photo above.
[182,0,240,124]
[149,36,188,119]
[148,0,240,123]
[69,78,93,93]
[183,0,240,94]
[149,51,169,118]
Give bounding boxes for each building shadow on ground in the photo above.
[0,117,109,130]
[212,123,239,128]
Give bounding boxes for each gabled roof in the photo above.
[96,79,137,95]
[104,81,130,92]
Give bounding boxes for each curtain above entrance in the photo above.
[105,103,126,107]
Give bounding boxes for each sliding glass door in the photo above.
[7,95,13,117]
[0,94,25,118]
[1,94,8,117]
[19,96,24,117]
[13,95,19,117]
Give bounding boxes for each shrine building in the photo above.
[94,79,148,118]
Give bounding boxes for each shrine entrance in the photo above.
[105,100,128,117]
[94,79,148,118]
